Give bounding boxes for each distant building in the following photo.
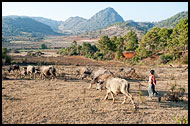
[123,51,135,59]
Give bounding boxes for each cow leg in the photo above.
[124,92,136,109]
[15,71,18,79]
[41,73,46,80]
[40,73,45,80]
[104,90,110,100]
[88,83,92,89]
[110,92,115,104]
[30,73,32,79]
[88,79,96,89]
[122,95,127,104]
[33,73,35,80]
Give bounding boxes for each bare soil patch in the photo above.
[2,55,188,124]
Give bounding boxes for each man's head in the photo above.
[150,70,154,75]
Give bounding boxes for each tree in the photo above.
[40,43,48,49]
[2,48,11,65]
[158,28,173,51]
[81,42,98,57]
[71,40,77,48]
[141,27,161,54]
[168,18,188,54]
[124,30,138,51]
[115,36,124,60]
[110,36,117,52]
[97,35,112,54]
[135,41,149,59]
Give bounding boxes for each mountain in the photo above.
[78,20,155,40]
[2,8,187,39]
[78,11,188,40]
[154,11,188,28]
[59,16,87,34]
[31,17,63,33]
[60,7,124,34]
[2,16,58,37]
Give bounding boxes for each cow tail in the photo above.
[127,82,130,93]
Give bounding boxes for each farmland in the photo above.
[2,50,188,124]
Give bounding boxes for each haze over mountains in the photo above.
[2,7,188,38]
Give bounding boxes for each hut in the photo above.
[123,51,135,59]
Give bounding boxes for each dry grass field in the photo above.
[2,51,188,124]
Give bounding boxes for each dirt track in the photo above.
[2,60,188,124]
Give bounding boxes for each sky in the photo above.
[2,2,188,22]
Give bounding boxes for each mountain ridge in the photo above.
[2,8,188,38]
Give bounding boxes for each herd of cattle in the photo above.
[5,64,187,109]
[7,64,56,80]
[6,64,137,109]
[5,63,187,110]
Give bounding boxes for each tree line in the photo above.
[57,18,188,64]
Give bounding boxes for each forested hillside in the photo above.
[2,16,58,37]
[31,17,63,33]
[154,11,188,28]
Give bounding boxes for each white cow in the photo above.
[27,65,35,79]
[104,76,136,109]
[40,66,56,80]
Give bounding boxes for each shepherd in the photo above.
[148,70,158,99]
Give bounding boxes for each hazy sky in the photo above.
[2,2,188,22]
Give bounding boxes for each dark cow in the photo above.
[8,64,20,73]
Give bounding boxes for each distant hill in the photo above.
[2,9,188,39]
[154,11,188,28]
[59,7,124,34]
[59,16,87,34]
[77,11,188,40]
[31,17,63,33]
[2,16,58,37]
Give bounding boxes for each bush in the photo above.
[160,53,175,64]
[174,116,188,124]
[103,51,115,60]
[11,49,20,53]
[131,55,140,64]
[40,44,48,49]
[93,52,104,60]
[2,48,11,65]
[22,58,27,63]
[180,55,188,64]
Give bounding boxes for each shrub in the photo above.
[174,116,188,124]
[40,44,48,49]
[11,60,17,64]
[180,55,188,64]
[103,51,115,60]
[131,55,140,64]
[115,51,123,61]
[2,48,11,65]
[11,49,20,53]
[93,52,104,60]
[22,58,27,63]
[160,53,174,64]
